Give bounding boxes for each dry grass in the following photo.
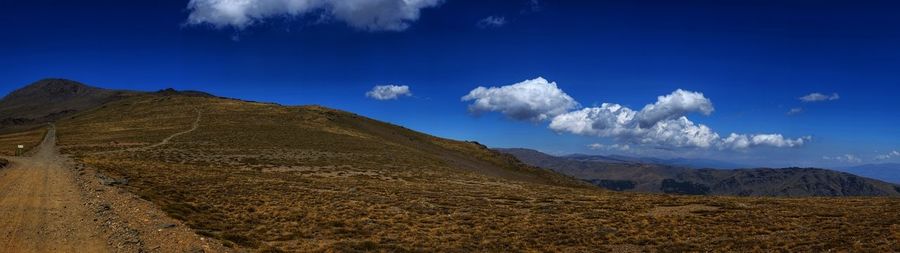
[0,126,47,156]
[53,95,900,252]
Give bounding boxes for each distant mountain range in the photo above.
[563,153,749,169]
[833,163,900,184]
[498,148,900,197]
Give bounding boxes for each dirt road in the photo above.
[0,127,109,252]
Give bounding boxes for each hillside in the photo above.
[500,148,900,197]
[0,80,897,251]
[0,79,134,132]
[564,154,749,169]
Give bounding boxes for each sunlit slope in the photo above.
[54,94,900,252]
[57,94,581,187]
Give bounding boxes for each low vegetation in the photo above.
[0,126,47,156]
[53,94,899,252]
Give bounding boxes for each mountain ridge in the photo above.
[498,148,900,196]
[0,79,135,132]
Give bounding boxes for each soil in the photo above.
[0,126,230,252]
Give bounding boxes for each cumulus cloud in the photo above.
[463,78,808,150]
[786,107,803,115]
[875,150,900,160]
[461,77,579,121]
[546,89,808,149]
[823,154,862,163]
[185,0,443,31]
[799,92,840,102]
[636,89,714,127]
[477,16,507,28]
[366,85,412,100]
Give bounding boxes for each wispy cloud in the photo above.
[476,16,507,29]
[521,0,541,14]
[588,143,631,151]
[799,92,840,102]
[875,150,900,160]
[786,107,804,115]
[823,154,862,163]
[185,0,443,31]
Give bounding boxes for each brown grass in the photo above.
[52,95,900,252]
[0,126,47,156]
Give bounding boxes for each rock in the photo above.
[97,173,129,186]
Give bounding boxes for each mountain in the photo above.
[2,79,898,251]
[0,79,134,132]
[834,163,900,184]
[499,148,900,196]
[565,153,749,169]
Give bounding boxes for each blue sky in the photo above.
[1,0,899,168]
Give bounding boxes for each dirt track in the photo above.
[94,109,202,155]
[0,125,230,253]
[0,127,108,252]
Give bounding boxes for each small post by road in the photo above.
[16,145,24,156]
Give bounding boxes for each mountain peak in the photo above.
[0,79,131,130]
[4,78,97,100]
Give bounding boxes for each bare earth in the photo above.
[0,127,229,253]
[0,127,108,252]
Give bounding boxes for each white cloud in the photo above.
[823,154,862,163]
[786,107,803,115]
[462,77,579,121]
[366,85,412,100]
[477,16,507,28]
[721,133,810,149]
[588,143,630,151]
[463,78,808,150]
[799,92,840,102]
[546,89,808,149]
[636,89,714,127]
[548,103,637,137]
[185,0,443,31]
[644,117,721,148]
[875,150,900,160]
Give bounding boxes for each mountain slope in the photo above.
[500,148,900,196]
[3,79,898,251]
[0,79,134,132]
[565,153,749,169]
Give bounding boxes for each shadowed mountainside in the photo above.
[0,79,135,132]
[499,148,900,197]
[564,154,749,169]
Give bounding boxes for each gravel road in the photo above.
[0,126,109,252]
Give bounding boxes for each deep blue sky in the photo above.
[1,0,898,167]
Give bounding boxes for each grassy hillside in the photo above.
[50,93,900,252]
[0,126,47,156]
